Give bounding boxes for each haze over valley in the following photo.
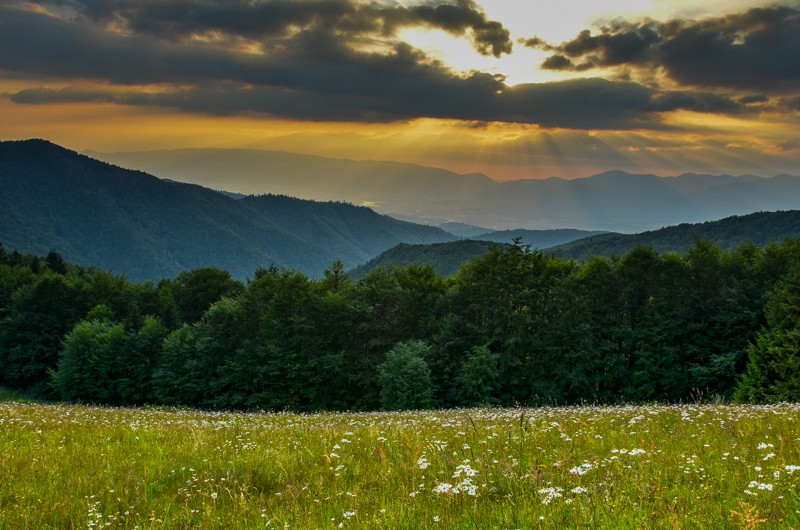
[91,147,800,233]
[3,139,800,282]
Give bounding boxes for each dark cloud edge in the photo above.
[0,1,772,130]
[525,4,800,92]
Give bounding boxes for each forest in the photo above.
[0,237,798,411]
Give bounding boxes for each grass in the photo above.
[0,401,799,529]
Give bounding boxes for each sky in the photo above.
[1,0,799,180]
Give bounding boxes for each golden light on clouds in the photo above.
[1,0,798,180]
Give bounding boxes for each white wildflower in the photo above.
[569,463,593,475]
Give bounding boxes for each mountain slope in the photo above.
[239,194,456,266]
[349,240,499,279]
[88,147,497,224]
[549,211,800,260]
[437,222,494,237]
[0,140,454,280]
[353,211,800,277]
[89,148,800,232]
[468,228,607,248]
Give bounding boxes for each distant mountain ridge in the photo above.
[351,211,800,276]
[348,228,605,278]
[549,210,800,259]
[87,147,497,226]
[468,228,607,247]
[1,140,454,280]
[90,148,800,232]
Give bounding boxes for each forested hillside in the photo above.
[349,211,800,278]
[550,211,800,260]
[2,237,798,409]
[0,140,454,280]
[469,228,607,247]
[349,240,499,278]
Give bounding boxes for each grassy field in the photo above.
[1,401,799,529]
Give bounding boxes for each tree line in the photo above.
[0,237,798,411]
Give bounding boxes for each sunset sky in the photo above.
[1,0,798,180]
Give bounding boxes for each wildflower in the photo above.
[537,486,563,504]
[434,483,453,494]
[747,481,773,491]
[569,463,593,475]
[453,463,477,478]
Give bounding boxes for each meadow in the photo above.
[1,401,799,529]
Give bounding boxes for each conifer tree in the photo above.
[735,270,800,403]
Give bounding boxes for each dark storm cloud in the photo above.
[0,1,748,129]
[531,5,800,92]
[9,77,746,130]
[738,95,769,105]
[784,96,800,110]
[494,78,742,129]
[36,0,512,57]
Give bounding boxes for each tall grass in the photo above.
[1,402,799,528]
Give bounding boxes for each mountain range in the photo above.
[351,211,800,278]
[0,140,455,280]
[5,139,800,282]
[89,147,800,232]
[548,210,800,260]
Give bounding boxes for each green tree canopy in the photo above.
[378,340,434,411]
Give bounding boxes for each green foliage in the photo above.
[2,236,800,411]
[151,325,198,406]
[735,269,800,403]
[350,240,498,279]
[378,340,434,410]
[45,250,68,275]
[455,346,501,406]
[119,316,168,404]
[0,272,93,396]
[52,318,128,403]
[160,267,243,324]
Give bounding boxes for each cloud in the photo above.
[531,5,800,92]
[38,0,512,57]
[738,95,769,105]
[785,96,800,110]
[9,77,745,130]
[0,1,748,129]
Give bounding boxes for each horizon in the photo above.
[1,0,798,181]
[81,143,794,182]
[14,137,796,185]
